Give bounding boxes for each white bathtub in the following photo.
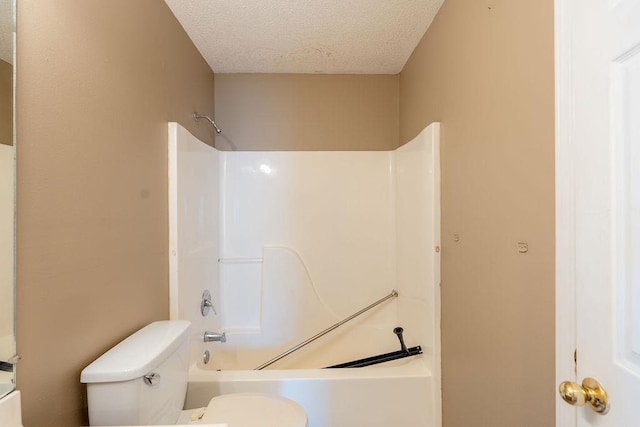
[185,357,434,427]
[170,122,442,426]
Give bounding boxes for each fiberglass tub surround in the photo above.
[168,122,441,427]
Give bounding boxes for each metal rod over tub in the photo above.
[255,289,399,370]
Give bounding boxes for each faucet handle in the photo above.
[201,290,216,316]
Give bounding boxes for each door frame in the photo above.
[555,0,578,425]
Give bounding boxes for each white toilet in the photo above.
[80,320,307,426]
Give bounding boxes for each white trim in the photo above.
[555,0,577,425]
[168,123,179,320]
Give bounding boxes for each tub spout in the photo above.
[203,331,226,343]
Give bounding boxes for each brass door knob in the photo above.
[559,377,609,414]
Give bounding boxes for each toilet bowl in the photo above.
[81,321,307,426]
[197,393,307,427]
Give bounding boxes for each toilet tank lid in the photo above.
[80,320,191,383]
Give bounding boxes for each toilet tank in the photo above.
[80,320,191,426]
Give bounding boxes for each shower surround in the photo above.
[168,122,441,426]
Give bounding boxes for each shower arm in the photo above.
[194,112,222,134]
[254,289,399,370]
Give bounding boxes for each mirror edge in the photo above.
[0,0,16,400]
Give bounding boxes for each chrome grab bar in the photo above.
[254,289,399,370]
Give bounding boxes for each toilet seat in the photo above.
[199,393,307,427]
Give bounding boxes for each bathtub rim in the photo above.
[188,354,431,382]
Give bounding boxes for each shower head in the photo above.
[194,112,222,134]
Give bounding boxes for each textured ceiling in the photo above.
[164,0,445,74]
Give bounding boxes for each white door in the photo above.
[556,0,640,425]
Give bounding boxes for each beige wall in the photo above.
[0,59,11,146]
[399,1,555,426]
[214,73,398,151]
[15,1,215,425]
